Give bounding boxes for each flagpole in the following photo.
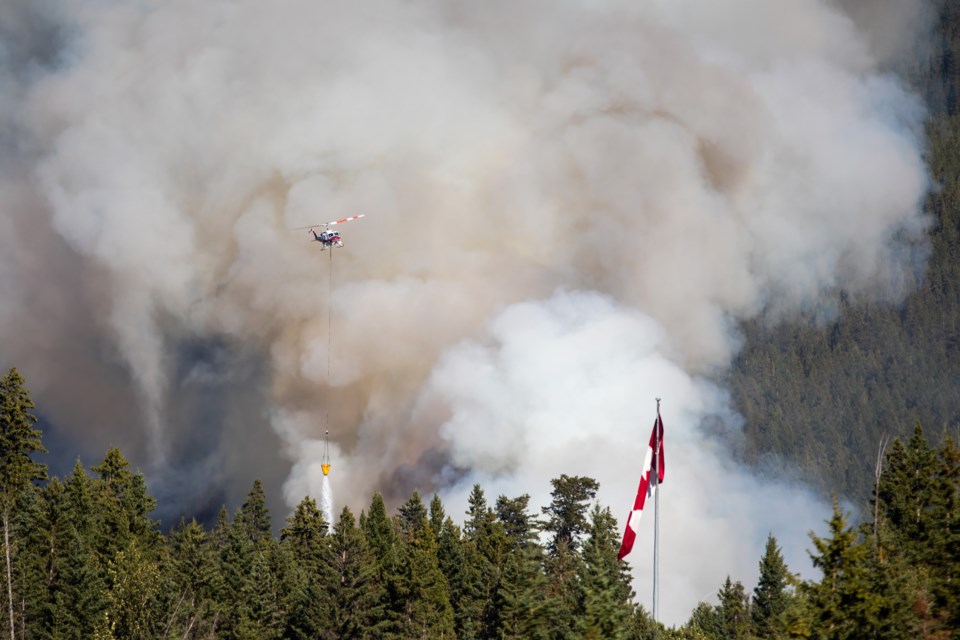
[653,398,660,623]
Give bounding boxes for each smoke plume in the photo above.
[0,0,931,624]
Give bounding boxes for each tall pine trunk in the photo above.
[3,507,14,640]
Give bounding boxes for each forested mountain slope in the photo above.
[730,1,960,505]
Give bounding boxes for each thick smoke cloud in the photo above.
[0,0,930,624]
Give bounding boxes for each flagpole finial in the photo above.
[656,397,661,411]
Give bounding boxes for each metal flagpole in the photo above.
[653,397,660,623]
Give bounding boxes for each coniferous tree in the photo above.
[327,506,384,639]
[873,426,959,635]
[541,475,599,554]
[752,534,791,639]
[364,492,397,563]
[240,479,272,547]
[578,505,634,640]
[102,538,164,640]
[281,496,328,571]
[91,447,159,567]
[717,576,751,640]
[804,500,886,640]
[461,485,499,638]
[684,601,725,640]
[51,526,109,640]
[394,517,455,639]
[541,475,598,640]
[490,493,550,640]
[281,496,329,639]
[13,479,57,640]
[0,368,46,640]
[218,510,257,639]
[492,545,549,640]
[495,494,535,550]
[429,494,446,540]
[398,491,428,540]
[363,492,402,635]
[165,518,224,639]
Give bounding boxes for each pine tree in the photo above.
[495,494,536,550]
[541,475,599,554]
[363,492,396,563]
[363,492,402,636]
[91,447,158,563]
[490,493,550,640]
[11,480,49,639]
[240,479,272,547]
[50,525,109,640]
[281,497,330,640]
[218,510,257,639]
[429,494,446,541]
[717,576,751,640]
[685,601,725,640]
[578,505,634,640]
[281,496,328,568]
[0,368,46,640]
[462,485,507,638]
[492,544,550,640]
[165,518,224,638]
[541,475,598,640]
[393,520,456,639]
[327,506,384,639]
[398,491,428,540]
[102,539,164,639]
[876,424,960,631]
[804,499,891,640]
[752,534,791,639]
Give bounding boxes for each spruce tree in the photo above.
[578,505,634,640]
[685,601,724,640]
[281,498,330,640]
[541,475,599,554]
[165,518,223,638]
[102,538,164,639]
[0,368,46,640]
[91,447,158,563]
[804,500,884,640]
[398,491,428,540]
[218,510,257,639]
[393,520,456,639]
[541,475,598,640]
[281,496,328,568]
[12,480,50,639]
[363,492,402,635]
[327,506,384,639]
[495,494,536,550]
[490,493,550,640]
[752,534,791,639]
[717,576,751,640]
[429,494,446,540]
[240,479,272,547]
[492,544,549,640]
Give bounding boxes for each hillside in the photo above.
[730,1,960,505]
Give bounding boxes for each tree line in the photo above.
[2,367,958,639]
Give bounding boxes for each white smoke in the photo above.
[0,0,932,625]
[421,290,825,623]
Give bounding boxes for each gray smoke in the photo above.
[0,0,931,624]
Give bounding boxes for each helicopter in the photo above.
[296,214,365,249]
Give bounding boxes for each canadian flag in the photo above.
[617,410,665,561]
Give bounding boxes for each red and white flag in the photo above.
[617,410,665,561]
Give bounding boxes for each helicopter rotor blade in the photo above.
[326,214,365,226]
